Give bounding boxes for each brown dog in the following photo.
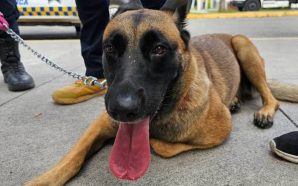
[26,0,298,185]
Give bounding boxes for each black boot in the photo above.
[0,34,35,91]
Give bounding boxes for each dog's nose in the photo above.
[108,88,145,122]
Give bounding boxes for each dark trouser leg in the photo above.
[75,0,109,79]
[141,0,166,9]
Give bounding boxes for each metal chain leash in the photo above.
[2,24,107,88]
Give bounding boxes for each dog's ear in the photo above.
[113,0,143,18]
[161,0,188,30]
[161,0,190,46]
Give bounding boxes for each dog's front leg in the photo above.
[25,112,117,186]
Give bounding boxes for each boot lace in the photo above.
[6,60,25,74]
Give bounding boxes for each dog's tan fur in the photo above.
[268,80,298,103]
[26,8,298,186]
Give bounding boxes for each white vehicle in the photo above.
[17,0,124,33]
[17,0,81,32]
[230,0,298,11]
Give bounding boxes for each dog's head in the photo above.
[103,0,190,123]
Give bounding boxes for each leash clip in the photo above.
[82,76,107,89]
[0,11,9,31]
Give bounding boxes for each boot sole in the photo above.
[270,140,298,163]
[52,90,106,105]
[7,82,35,91]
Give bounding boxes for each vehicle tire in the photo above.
[243,0,261,11]
[238,6,244,11]
[186,0,193,13]
[75,25,81,34]
[109,5,120,18]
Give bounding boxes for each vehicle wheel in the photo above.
[243,0,261,11]
[238,7,244,11]
[109,5,120,18]
[75,25,81,34]
[186,0,193,13]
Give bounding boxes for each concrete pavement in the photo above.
[1,17,298,185]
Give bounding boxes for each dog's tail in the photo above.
[268,80,298,103]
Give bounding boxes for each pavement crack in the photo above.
[0,78,56,107]
[0,91,30,107]
[0,65,82,107]
[278,107,298,128]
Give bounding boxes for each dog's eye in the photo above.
[152,45,167,56]
[104,44,115,54]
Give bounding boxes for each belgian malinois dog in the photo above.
[26,0,298,185]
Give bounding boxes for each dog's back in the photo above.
[191,34,241,106]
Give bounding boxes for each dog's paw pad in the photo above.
[253,113,273,129]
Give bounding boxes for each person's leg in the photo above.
[0,0,35,91]
[52,0,109,104]
[77,0,109,78]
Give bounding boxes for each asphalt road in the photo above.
[1,17,298,185]
[19,16,298,39]
[188,16,298,38]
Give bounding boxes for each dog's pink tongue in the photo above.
[109,117,150,180]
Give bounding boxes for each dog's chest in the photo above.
[149,120,189,142]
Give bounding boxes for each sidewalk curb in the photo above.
[187,10,298,19]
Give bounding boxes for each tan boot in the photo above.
[52,79,107,105]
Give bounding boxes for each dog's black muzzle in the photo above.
[106,80,146,122]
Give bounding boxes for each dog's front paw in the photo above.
[24,175,58,186]
[25,180,50,186]
[253,102,279,129]
[253,111,274,129]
